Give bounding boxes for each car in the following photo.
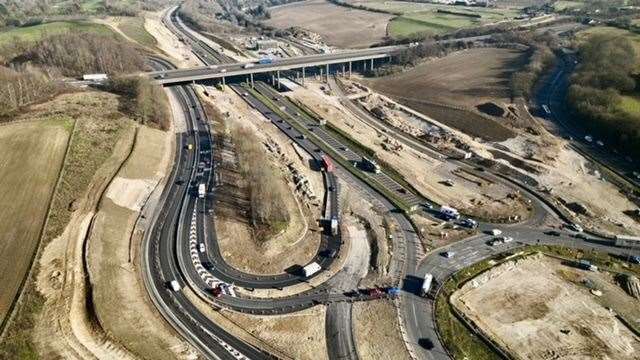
[219,68,227,73]
[629,256,640,264]
[460,219,478,229]
[488,239,502,246]
[488,229,502,236]
[566,223,583,232]
[501,236,514,243]
[442,251,455,258]
[419,338,434,350]
[596,140,604,147]
[545,230,561,236]
[208,65,218,69]
[584,135,593,142]
[199,243,205,253]
[340,146,347,151]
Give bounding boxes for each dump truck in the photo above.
[302,262,321,277]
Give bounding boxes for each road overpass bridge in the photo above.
[150,45,408,86]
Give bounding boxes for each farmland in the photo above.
[0,21,113,47]
[0,119,71,326]
[264,0,393,48]
[346,0,520,38]
[365,47,527,140]
[451,254,640,360]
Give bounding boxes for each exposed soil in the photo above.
[264,0,394,48]
[452,255,640,360]
[200,87,323,275]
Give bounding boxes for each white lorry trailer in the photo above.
[302,262,321,277]
[198,183,206,198]
[420,273,433,297]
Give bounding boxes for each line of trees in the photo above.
[231,124,290,239]
[0,64,58,116]
[491,31,559,99]
[567,34,640,153]
[104,76,171,131]
[21,32,144,77]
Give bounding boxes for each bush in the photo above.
[104,76,170,130]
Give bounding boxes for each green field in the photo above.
[0,21,113,47]
[368,0,519,38]
[117,16,157,47]
[389,11,481,38]
[553,1,585,10]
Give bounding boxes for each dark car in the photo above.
[419,338,434,350]
[322,249,337,258]
[545,230,561,236]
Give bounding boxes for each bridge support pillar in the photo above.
[250,73,254,88]
[302,67,306,85]
[271,73,275,86]
[363,60,367,72]
[222,76,226,87]
[319,67,323,80]
[326,64,329,82]
[370,58,374,71]
[348,61,352,78]
[342,64,345,77]
[277,70,281,89]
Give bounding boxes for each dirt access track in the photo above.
[452,254,640,360]
[264,0,393,48]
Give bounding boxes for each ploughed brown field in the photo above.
[263,0,393,48]
[366,47,528,141]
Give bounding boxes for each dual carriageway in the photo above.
[142,8,640,360]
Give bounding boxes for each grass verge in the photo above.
[0,92,131,358]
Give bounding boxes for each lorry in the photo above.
[420,273,433,297]
[198,183,206,198]
[330,217,339,236]
[302,262,322,277]
[439,206,460,221]
[321,155,334,173]
[169,280,181,292]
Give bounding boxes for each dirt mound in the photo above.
[476,102,505,117]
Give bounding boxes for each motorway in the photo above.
[142,8,640,360]
[537,52,640,191]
